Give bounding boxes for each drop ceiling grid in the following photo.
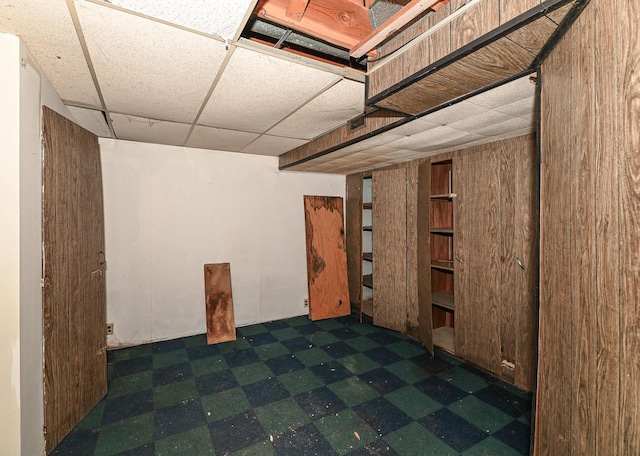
[75,0,228,124]
[186,125,259,152]
[110,113,191,146]
[241,135,309,157]
[0,0,100,106]
[95,0,255,39]
[68,106,111,137]
[197,46,340,134]
[267,78,366,140]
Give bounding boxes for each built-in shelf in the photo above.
[430,193,457,199]
[432,291,454,311]
[430,228,453,234]
[431,260,454,272]
[433,326,455,354]
[363,274,373,289]
[363,252,373,261]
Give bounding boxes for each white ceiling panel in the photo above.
[421,100,488,126]
[186,125,259,152]
[75,0,227,123]
[469,75,535,109]
[241,135,308,157]
[111,113,190,146]
[493,97,536,118]
[388,126,465,149]
[98,0,254,39]
[267,79,365,140]
[390,117,441,136]
[68,106,112,137]
[199,47,339,134]
[474,117,533,137]
[447,110,513,133]
[0,0,100,106]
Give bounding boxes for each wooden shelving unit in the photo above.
[430,160,455,354]
[361,175,373,319]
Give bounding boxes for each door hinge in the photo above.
[41,278,45,288]
[43,425,47,435]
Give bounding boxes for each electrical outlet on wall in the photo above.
[106,323,114,335]
[303,298,309,307]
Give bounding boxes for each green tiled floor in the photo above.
[52,314,532,455]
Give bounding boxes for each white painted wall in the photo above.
[0,33,73,456]
[100,139,345,346]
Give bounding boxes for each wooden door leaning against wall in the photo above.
[42,106,107,453]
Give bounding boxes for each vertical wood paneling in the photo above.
[346,173,363,311]
[594,0,620,453]
[618,0,640,452]
[304,196,351,321]
[372,167,407,332]
[417,159,433,354]
[43,107,107,453]
[406,161,420,336]
[450,0,500,51]
[452,152,467,355]
[428,2,452,63]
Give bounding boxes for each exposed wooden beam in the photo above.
[350,0,449,58]
[256,0,372,49]
[286,0,311,21]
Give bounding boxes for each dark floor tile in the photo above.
[51,429,99,455]
[492,419,532,454]
[264,353,305,375]
[102,389,153,425]
[309,361,353,384]
[353,397,412,436]
[272,422,337,456]
[152,362,193,387]
[363,347,403,366]
[329,327,360,340]
[358,368,407,395]
[152,338,185,354]
[459,362,497,382]
[296,323,322,336]
[346,438,400,456]
[294,386,347,420]
[113,356,152,378]
[321,341,358,359]
[474,385,531,418]
[410,353,455,374]
[115,442,155,455]
[154,398,206,440]
[333,314,361,326]
[194,369,239,396]
[224,347,261,368]
[94,412,154,456]
[366,330,402,346]
[263,320,289,331]
[246,332,278,346]
[281,336,313,353]
[209,410,267,455]
[415,375,468,405]
[419,408,486,453]
[185,344,221,361]
[242,377,290,408]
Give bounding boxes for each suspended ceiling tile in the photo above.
[99,0,254,39]
[198,47,338,134]
[468,75,535,109]
[75,1,227,123]
[421,100,488,126]
[111,113,190,146]
[447,110,513,133]
[186,125,259,152]
[0,0,100,106]
[68,106,111,137]
[241,135,308,157]
[493,97,536,118]
[388,125,464,149]
[267,79,366,140]
[474,117,533,137]
[390,117,441,137]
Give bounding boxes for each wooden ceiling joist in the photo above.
[256,0,372,49]
[350,0,450,58]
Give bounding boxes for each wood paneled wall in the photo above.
[535,0,640,453]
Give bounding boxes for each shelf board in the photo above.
[363,252,373,261]
[362,298,373,317]
[432,291,454,311]
[363,225,372,231]
[363,202,372,210]
[430,193,456,199]
[431,260,454,272]
[363,274,373,288]
[433,326,455,354]
[430,228,453,235]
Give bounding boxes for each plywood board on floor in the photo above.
[204,263,236,344]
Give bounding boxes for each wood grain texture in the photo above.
[406,161,421,336]
[417,159,434,353]
[372,167,408,331]
[499,0,538,24]
[346,174,363,312]
[204,263,236,345]
[545,0,574,25]
[304,196,351,321]
[43,107,107,453]
[505,15,556,57]
[450,0,499,50]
